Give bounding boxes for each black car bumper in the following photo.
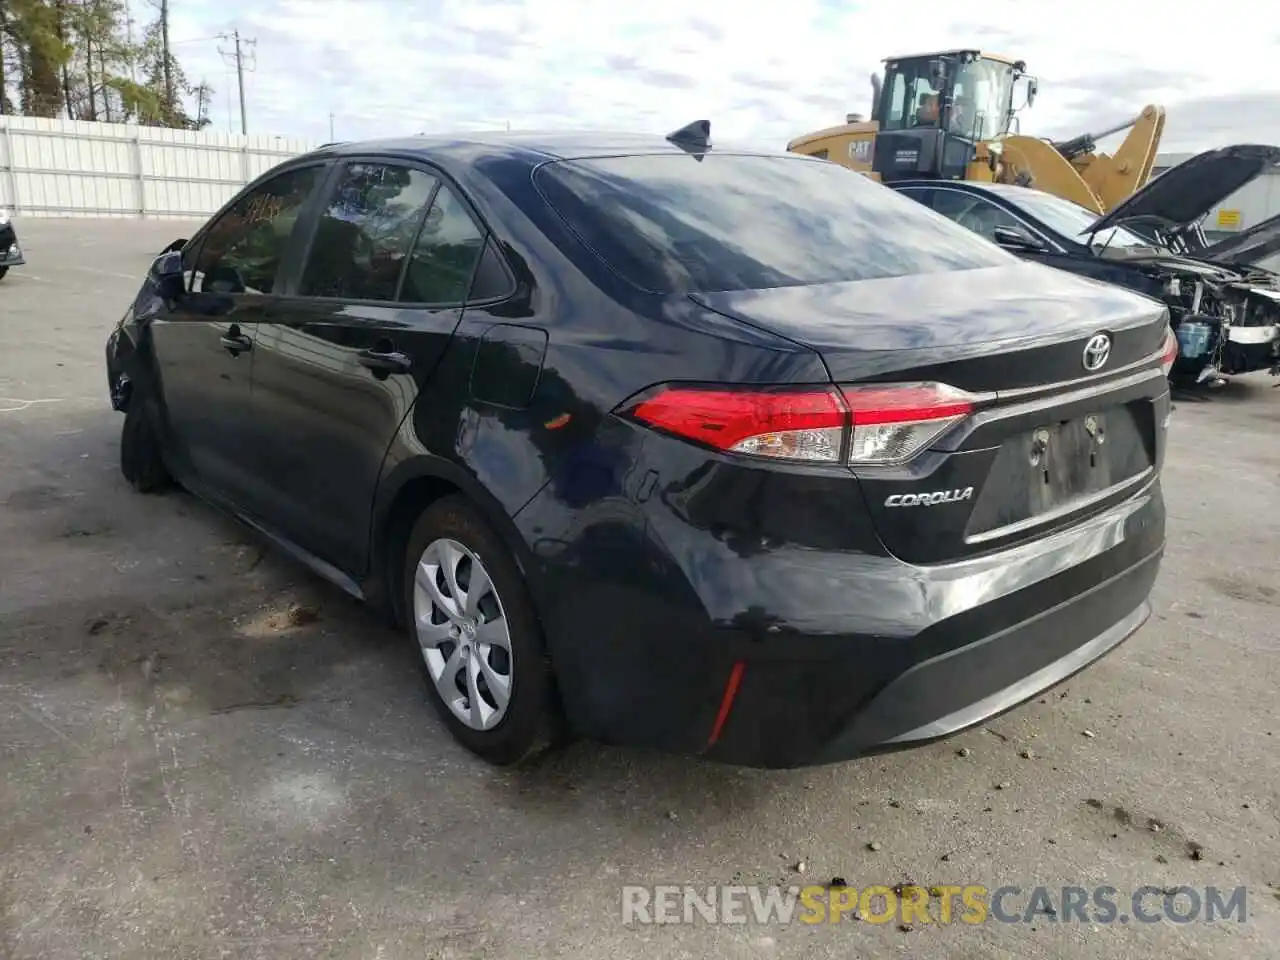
[517,471,1165,769]
[0,223,24,267]
[735,544,1159,767]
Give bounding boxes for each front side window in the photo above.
[948,60,1015,142]
[534,153,1012,295]
[399,185,486,304]
[191,165,322,295]
[299,163,439,301]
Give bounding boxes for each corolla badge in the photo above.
[1082,333,1112,372]
[884,487,974,507]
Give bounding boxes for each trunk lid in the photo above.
[690,262,1167,390]
[691,261,1170,564]
[1088,143,1280,236]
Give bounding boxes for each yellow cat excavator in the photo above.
[786,49,1166,214]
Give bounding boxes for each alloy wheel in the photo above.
[412,537,513,731]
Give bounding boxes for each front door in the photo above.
[248,161,489,573]
[150,164,326,506]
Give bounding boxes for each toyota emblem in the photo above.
[1082,333,1112,372]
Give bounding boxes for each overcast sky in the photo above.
[167,0,1280,155]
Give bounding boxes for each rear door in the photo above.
[150,163,325,503]
[247,159,489,573]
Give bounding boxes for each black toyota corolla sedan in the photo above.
[0,207,24,280]
[105,125,1175,768]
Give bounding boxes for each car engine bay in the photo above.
[1099,248,1280,382]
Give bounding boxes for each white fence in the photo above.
[0,116,315,219]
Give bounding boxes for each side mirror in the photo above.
[1026,78,1039,108]
[150,249,186,301]
[160,238,187,254]
[993,224,1047,252]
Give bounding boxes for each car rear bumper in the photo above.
[519,470,1165,769]
[771,549,1157,766]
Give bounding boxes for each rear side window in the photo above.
[468,238,515,301]
[299,162,438,301]
[399,186,486,304]
[926,190,1023,241]
[533,154,1012,294]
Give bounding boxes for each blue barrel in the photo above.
[1175,321,1213,359]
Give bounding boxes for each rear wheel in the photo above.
[0,267,8,281]
[119,400,172,493]
[402,495,559,765]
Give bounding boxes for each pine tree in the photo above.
[7,0,71,117]
[134,6,189,126]
[0,0,14,114]
[1,0,207,127]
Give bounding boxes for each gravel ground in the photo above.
[1,218,1278,959]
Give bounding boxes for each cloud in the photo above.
[165,0,1280,155]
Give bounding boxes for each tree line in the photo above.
[0,0,212,128]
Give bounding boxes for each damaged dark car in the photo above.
[0,207,24,281]
[890,144,1280,389]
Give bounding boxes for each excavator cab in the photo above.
[871,50,1028,181]
[788,47,1166,214]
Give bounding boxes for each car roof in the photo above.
[298,130,793,173]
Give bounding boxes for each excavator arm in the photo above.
[992,105,1166,213]
[992,138,1109,213]
[1069,105,1165,211]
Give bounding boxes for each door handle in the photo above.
[220,331,253,355]
[357,348,412,375]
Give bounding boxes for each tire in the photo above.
[401,495,560,765]
[119,400,172,493]
[0,266,8,281]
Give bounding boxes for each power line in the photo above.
[216,30,257,135]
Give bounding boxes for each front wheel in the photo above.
[402,495,560,765]
[0,266,8,281]
[119,400,172,493]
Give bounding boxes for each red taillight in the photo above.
[1159,326,1178,377]
[840,382,974,464]
[625,386,846,463]
[622,381,976,466]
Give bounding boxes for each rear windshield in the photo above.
[533,153,1013,294]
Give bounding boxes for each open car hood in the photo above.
[1088,143,1280,235]
[1194,211,1280,267]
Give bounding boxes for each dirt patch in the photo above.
[4,484,74,512]
[0,591,390,718]
[236,601,323,638]
[1203,576,1279,606]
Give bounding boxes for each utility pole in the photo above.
[216,29,256,135]
[329,112,335,141]
[125,0,139,83]
[159,0,173,109]
[194,80,211,129]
